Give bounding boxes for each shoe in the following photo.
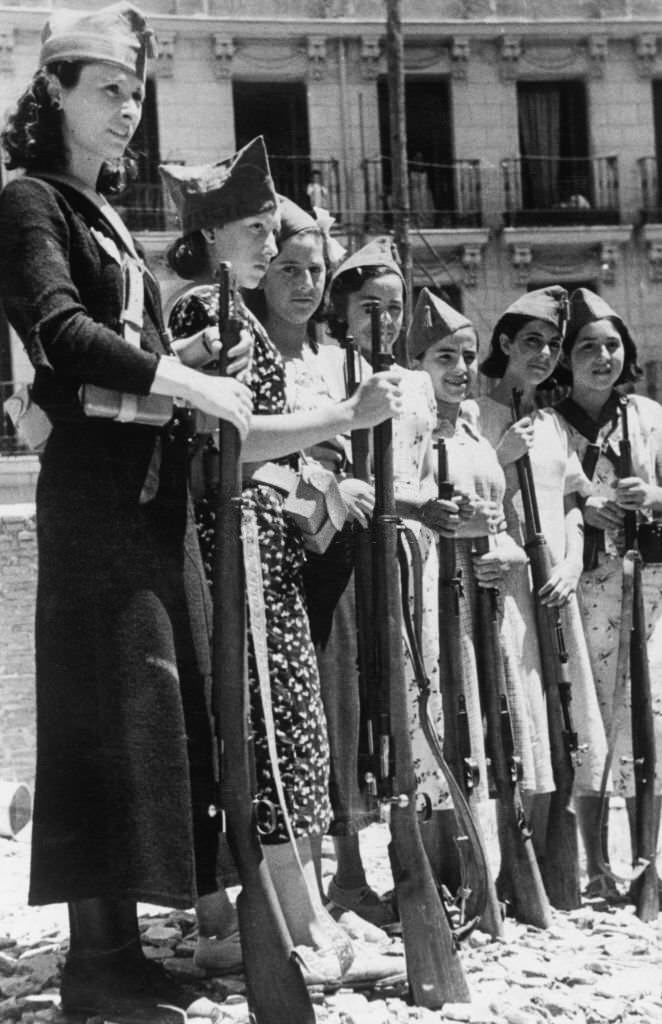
[61,951,192,1017]
[193,930,243,975]
[325,905,391,946]
[583,874,628,905]
[327,878,397,928]
[295,940,406,992]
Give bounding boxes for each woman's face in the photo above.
[211,211,279,290]
[262,231,326,326]
[59,63,144,170]
[500,317,562,386]
[419,326,478,405]
[569,317,624,395]
[345,272,404,358]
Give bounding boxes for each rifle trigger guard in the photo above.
[415,791,433,822]
[254,797,278,837]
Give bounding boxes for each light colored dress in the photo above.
[475,397,607,796]
[553,394,662,798]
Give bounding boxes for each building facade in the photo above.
[3,0,662,434]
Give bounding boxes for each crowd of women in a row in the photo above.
[0,3,660,1018]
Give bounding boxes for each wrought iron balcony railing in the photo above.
[362,156,482,231]
[638,156,662,223]
[501,154,620,227]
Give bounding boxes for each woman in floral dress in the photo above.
[474,286,607,904]
[160,145,401,975]
[551,288,662,905]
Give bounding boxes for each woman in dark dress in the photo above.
[0,4,252,1017]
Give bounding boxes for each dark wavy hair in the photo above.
[325,264,405,345]
[165,230,211,282]
[2,62,137,194]
[243,223,330,349]
[555,315,642,387]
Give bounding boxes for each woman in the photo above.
[552,288,662,904]
[475,287,607,892]
[0,5,252,1017]
[323,241,502,908]
[410,288,541,913]
[160,156,403,979]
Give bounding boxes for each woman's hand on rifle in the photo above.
[339,477,375,528]
[496,416,535,467]
[583,494,624,531]
[347,370,403,429]
[417,495,462,537]
[171,325,253,381]
[537,557,582,607]
[614,476,662,515]
[457,495,505,534]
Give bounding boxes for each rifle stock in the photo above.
[474,536,552,929]
[511,389,580,911]
[436,441,503,939]
[213,263,314,1023]
[369,306,470,1007]
[619,398,659,922]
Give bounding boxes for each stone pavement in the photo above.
[1,821,661,1024]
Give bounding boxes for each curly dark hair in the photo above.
[2,62,137,194]
[165,231,211,282]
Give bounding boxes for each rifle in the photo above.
[436,441,504,939]
[369,304,470,1007]
[473,535,552,929]
[618,397,659,922]
[511,388,581,911]
[213,262,315,1023]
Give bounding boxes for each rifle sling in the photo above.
[396,522,489,936]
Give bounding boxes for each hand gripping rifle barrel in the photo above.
[369,302,470,1007]
[618,397,659,922]
[213,262,315,1023]
[510,388,580,911]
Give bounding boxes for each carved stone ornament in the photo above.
[587,34,608,79]
[511,243,532,286]
[648,242,662,282]
[461,243,482,287]
[635,34,657,78]
[156,31,176,78]
[213,34,235,80]
[451,37,470,81]
[500,36,521,82]
[307,36,327,81]
[0,28,15,74]
[360,36,381,80]
[599,242,618,286]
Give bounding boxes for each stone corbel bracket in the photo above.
[499,35,522,82]
[156,31,176,78]
[307,36,327,81]
[635,34,657,78]
[451,37,470,81]
[587,34,608,79]
[213,34,236,80]
[510,243,532,286]
[0,28,15,74]
[461,243,483,287]
[648,241,662,283]
[599,242,619,285]
[360,36,382,80]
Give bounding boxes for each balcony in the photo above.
[362,157,483,232]
[501,155,620,228]
[268,156,341,219]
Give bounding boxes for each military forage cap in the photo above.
[277,195,318,244]
[330,236,405,289]
[39,3,157,81]
[408,286,473,361]
[159,136,278,236]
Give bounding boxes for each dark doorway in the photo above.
[233,81,311,209]
[652,80,662,210]
[377,77,463,228]
[115,77,164,230]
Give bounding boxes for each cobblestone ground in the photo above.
[1,812,661,1024]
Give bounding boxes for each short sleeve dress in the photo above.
[169,286,332,840]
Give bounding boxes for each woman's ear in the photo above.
[44,73,63,110]
[201,227,215,245]
[498,332,511,357]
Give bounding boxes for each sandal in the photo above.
[294,940,406,993]
[582,875,628,905]
[326,878,397,928]
[193,930,243,975]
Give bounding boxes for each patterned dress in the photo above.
[475,398,607,796]
[553,394,662,798]
[169,287,331,841]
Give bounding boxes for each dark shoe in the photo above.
[61,951,192,1017]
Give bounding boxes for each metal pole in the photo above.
[385,0,412,362]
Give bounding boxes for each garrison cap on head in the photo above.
[408,287,473,361]
[277,195,318,244]
[159,137,278,236]
[559,286,639,384]
[480,284,569,378]
[330,236,405,290]
[39,3,157,80]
